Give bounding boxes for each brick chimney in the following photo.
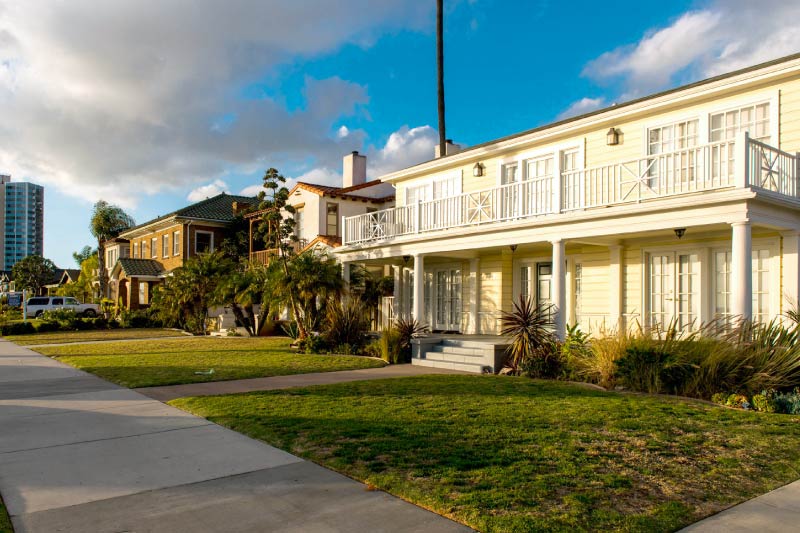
[434,139,461,158]
[343,151,367,188]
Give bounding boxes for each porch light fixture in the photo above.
[674,228,686,239]
[473,162,485,177]
[402,255,411,264]
[509,244,518,253]
[606,127,620,146]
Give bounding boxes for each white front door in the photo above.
[434,268,462,331]
[648,252,700,331]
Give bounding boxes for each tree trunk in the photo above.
[97,240,107,299]
[436,0,446,156]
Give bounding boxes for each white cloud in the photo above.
[369,125,439,178]
[0,1,432,206]
[187,179,229,202]
[239,184,264,197]
[581,1,800,97]
[557,97,606,120]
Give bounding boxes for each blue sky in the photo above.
[2,0,797,267]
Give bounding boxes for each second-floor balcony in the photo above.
[342,133,799,246]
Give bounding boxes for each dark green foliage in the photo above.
[393,316,429,362]
[499,295,556,373]
[377,327,404,363]
[12,255,57,294]
[750,390,778,413]
[323,298,370,351]
[119,308,163,329]
[773,389,800,414]
[1,321,35,335]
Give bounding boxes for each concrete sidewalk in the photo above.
[137,364,464,402]
[0,340,471,532]
[680,479,800,532]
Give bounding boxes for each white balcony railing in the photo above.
[343,133,799,246]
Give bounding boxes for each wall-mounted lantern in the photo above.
[473,162,485,177]
[674,228,686,239]
[606,127,620,146]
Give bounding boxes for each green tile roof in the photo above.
[117,258,164,277]
[123,193,257,234]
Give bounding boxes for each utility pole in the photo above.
[437,0,446,156]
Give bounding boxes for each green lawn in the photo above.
[6,328,185,345]
[37,337,386,388]
[172,375,800,533]
[0,495,11,533]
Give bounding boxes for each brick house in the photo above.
[110,193,255,309]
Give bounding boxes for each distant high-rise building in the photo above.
[0,175,44,270]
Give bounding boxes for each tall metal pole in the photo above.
[436,0,446,156]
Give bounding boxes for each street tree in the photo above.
[12,255,57,295]
[90,201,135,298]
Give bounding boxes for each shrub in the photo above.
[34,320,61,333]
[281,321,299,340]
[1,321,35,336]
[119,308,162,329]
[40,308,80,330]
[560,324,591,379]
[725,394,750,409]
[751,390,778,413]
[323,299,370,350]
[615,346,672,394]
[298,334,327,354]
[711,392,727,405]
[394,317,429,361]
[774,388,800,414]
[378,327,404,364]
[499,295,555,374]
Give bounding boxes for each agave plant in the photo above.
[499,295,556,373]
[394,316,430,352]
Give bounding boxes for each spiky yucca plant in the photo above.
[499,295,556,372]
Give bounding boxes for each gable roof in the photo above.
[290,180,395,203]
[380,51,800,182]
[115,258,165,278]
[122,193,257,235]
[302,235,342,251]
[59,269,81,284]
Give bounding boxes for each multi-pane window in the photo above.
[714,251,732,320]
[752,249,770,324]
[648,120,699,184]
[648,120,699,155]
[162,235,169,257]
[405,184,431,205]
[676,253,699,331]
[710,103,770,143]
[649,254,670,328]
[138,282,147,305]
[519,265,531,302]
[714,249,770,323]
[501,163,519,185]
[133,242,139,258]
[326,203,339,236]
[151,237,157,258]
[173,231,180,255]
[525,156,554,213]
[141,240,147,258]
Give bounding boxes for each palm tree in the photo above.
[90,201,135,298]
[436,0,446,156]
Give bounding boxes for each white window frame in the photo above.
[151,237,157,258]
[162,234,169,258]
[133,242,139,258]
[173,231,180,256]
[641,90,779,156]
[641,243,707,329]
[710,238,779,323]
[402,170,462,206]
[194,230,214,254]
[495,142,585,188]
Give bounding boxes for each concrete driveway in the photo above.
[0,340,471,532]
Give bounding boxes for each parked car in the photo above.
[25,297,100,318]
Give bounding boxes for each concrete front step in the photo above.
[440,338,509,349]
[411,357,488,374]
[428,348,487,364]
[430,345,489,357]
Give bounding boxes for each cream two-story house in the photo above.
[336,53,800,372]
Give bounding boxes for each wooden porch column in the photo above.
[412,254,425,323]
[609,244,623,331]
[731,221,752,321]
[551,239,566,340]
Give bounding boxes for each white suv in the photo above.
[25,297,101,319]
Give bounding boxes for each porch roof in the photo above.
[114,258,165,278]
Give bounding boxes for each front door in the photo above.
[434,268,462,331]
[518,262,553,317]
[648,252,699,331]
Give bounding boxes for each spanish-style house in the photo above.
[245,152,394,263]
[246,151,395,263]
[110,193,255,309]
[336,53,800,373]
